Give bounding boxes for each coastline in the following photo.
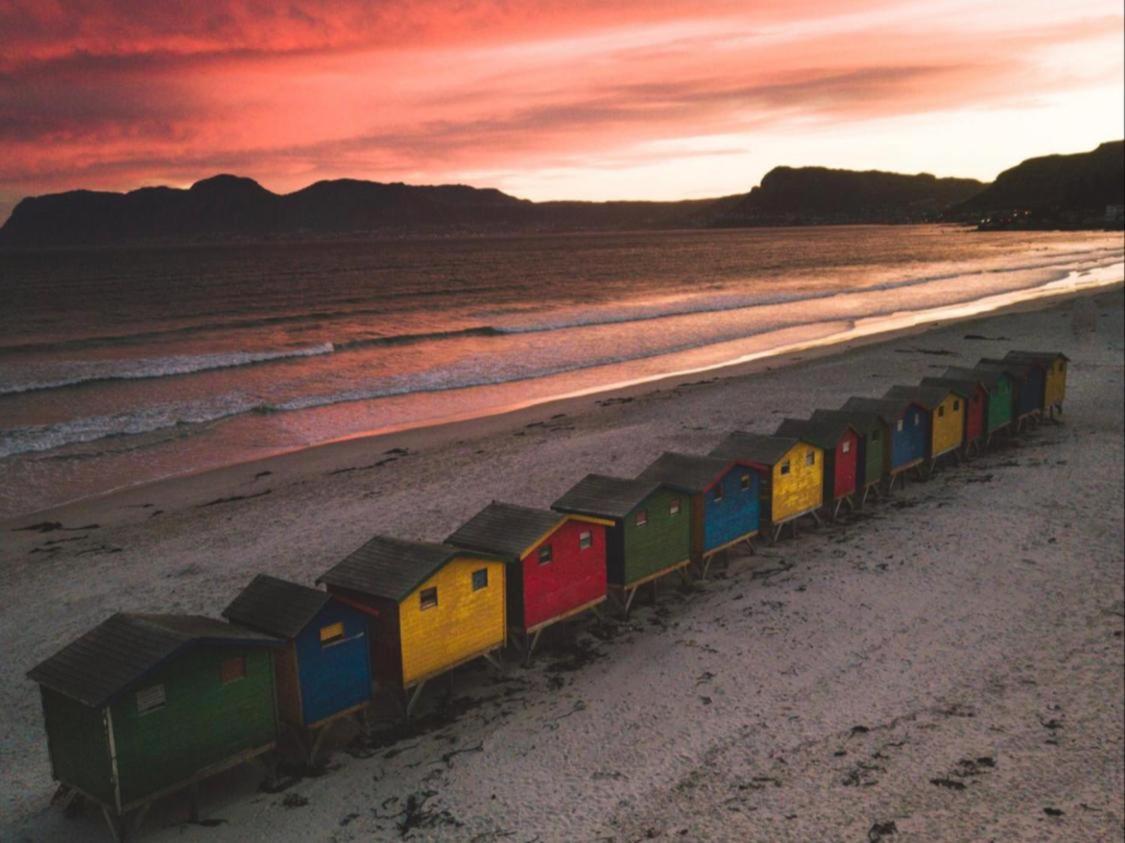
[5,268,1121,532]
[2,285,1122,839]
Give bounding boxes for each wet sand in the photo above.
[1,287,1122,842]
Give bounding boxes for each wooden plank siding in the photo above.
[109,647,277,808]
[700,466,760,554]
[930,393,965,458]
[619,488,692,586]
[294,603,371,726]
[39,688,115,806]
[398,557,506,688]
[516,519,607,634]
[770,442,824,524]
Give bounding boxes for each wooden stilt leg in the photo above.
[130,802,151,836]
[405,681,427,718]
[622,586,639,618]
[101,806,125,843]
[744,536,756,555]
[481,651,503,673]
[809,509,822,526]
[308,725,330,766]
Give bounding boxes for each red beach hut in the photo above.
[446,502,611,658]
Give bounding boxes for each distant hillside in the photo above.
[950,141,1124,228]
[711,167,985,226]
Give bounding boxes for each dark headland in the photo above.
[0,141,1120,247]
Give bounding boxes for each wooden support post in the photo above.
[831,498,843,520]
[481,651,503,674]
[622,585,639,617]
[405,681,427,719]
[743,536,756,556]
[101,806,125,843]
[130,802,151,836]
[809,508,822,527]
[308,725,330,767]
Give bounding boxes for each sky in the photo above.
[1,0,1122,222]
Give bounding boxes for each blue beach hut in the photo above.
[224,574,372,762]
[841,396,929,491]
[637,452,761,577]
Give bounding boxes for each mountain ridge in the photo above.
[2,141,1119,246]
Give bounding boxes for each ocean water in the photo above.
[0,225,1121,519]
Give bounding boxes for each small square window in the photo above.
[841,440,850,454]
[872,429,881,441]
[953,400,960,411]
[938,405,945,417]
[420,587,438,610]
[220,656,247,684]
[780,460,791,475]
[320,622,345,645]
[136,684,166,715]
[472,568,489,589]
[669,498,681,515]
[538,544,553,565]
[713,486,724,503]
[579,531,592,549]
[740,473,751,490]
[913,415,920,426]
[635,509,648,527]
[896,420,904,432]
[805,451,815,466]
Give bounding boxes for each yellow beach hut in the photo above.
[317,535,506,715]
[1005,351,1070,418]
[884,384,966,470]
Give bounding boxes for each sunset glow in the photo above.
[1,0,1122,219]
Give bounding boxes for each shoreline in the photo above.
[3,283,1121,840]
[5,270,1121,531]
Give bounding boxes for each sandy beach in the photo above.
[2,286,1122,842]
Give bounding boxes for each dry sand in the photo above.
[2,288,1123,842]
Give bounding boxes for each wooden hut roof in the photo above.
[1004,350,1070,365]
[636,452,741,494]
[223,574,333,639]
[26,613,280,708]
[920,375,986,397]
[709,432,806,466]
[446,502,568,562]
[552,474,666,520]
[841,396,921,426]
[811,407,886,436]
[317,535,496,603]
[884,384,967,409]
[975,359,1030,381]
[774,417,857,450]
[941,366,1004,389]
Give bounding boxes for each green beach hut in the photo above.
[552,474,692,615]
[27,613,282,840]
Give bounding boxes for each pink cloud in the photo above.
[0,0,1121,220]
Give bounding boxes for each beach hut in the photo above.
[317,535,506,715]
[223,575,372,762]
[636,452,762,577]
[551,474,692,615]
[884,384,966,470]
[1005,351,1070,417]
[27,614,282,840]
[708,433,824,541]
[809,408,888,505]
[774,417,860,518]
[942,365,1015,443]
[976,358,1043,431]
[841,397,929,491]
[920,375,989,454]
[445,502,611,658]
